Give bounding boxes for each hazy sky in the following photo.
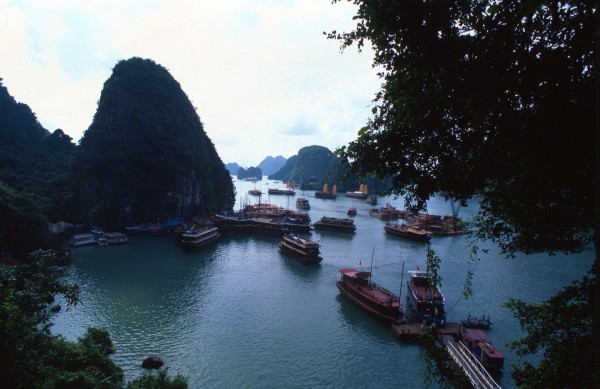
[0,0,381,167]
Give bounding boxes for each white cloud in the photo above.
[0,0,379,165]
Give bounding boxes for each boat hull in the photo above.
[346,192,368,199]
[314,192,336,199]
[384,224,430,242]
[278,242,322,264]
[179,228,221,250]
[406,280,446,326]
[312,217,356,232]
[313,222,355,232]
[336,280,402,324]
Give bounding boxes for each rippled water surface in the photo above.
[53,180,594,388]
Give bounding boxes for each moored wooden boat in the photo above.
[295,197,310,210]
[214,214,256,235]
[336,268,408,324]
[459,327,505,372]
[406,268,446,326]
[252,217,291,236]
[384,222,431,242]
[278,234,322,264]
[268,188,296,195]
[248,188,262,196]
[70,233,97,247]
[179,226,221,250]
[312,216,356,232]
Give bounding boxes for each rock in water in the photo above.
[142,355,165,369]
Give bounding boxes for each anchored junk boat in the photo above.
[278,234,323,264]
[312,216,356,232]
[336,268,407,324]
[179,227,221,249]
[406,268,447,326]
[346,184,368,199]
[315,183,337,199]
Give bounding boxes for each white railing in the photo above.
[445,340,501,389]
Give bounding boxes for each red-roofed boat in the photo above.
[336,268,408,324]
[406,269,447,326]
[459,327,505,371]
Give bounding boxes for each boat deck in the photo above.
[410,281,444,301]
[357,283,399,305]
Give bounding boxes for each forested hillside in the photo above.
[0,79,76,256]
[269,145,388,193]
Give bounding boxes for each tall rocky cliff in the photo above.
[75,58,234,227]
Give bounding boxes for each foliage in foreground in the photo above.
[504,268,596,388]
[126,370,188,389]
[329,0,595,387]
[0,250,187,388]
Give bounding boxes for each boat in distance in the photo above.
[296,197,310,210]
[312,216,356,232]
[268,188,296,196]
[384,222,431,242]
[406,268,446,326]
[179,226,221,249]
[346,183,368,199]
[248,188,262,196]
[336,268,408,324]
[347,207,357,216]
[278,234,323,264]
[315,183,337,199]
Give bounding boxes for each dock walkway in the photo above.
[443,335,501,389]
[391,322,502,388]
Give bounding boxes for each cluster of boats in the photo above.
[335,262,504,375]
[70,228,128,247]
[67,195,502,377]
[365,204,472,243]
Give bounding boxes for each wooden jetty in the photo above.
[391,321,460,341]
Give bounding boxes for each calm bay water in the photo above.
[53,179,595,388]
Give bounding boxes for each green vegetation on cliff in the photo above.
[74,58,235,227]
[0,79,77,256]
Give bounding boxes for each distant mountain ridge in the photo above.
[225,162,241,175]
[268,145,389,193]
[257,155,287,176]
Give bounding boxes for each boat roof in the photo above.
[408,270,428,277]
[462,328,490,342]
[339,268,370,279]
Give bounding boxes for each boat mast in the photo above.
[398,260,405,303]
[369,246,375,284]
